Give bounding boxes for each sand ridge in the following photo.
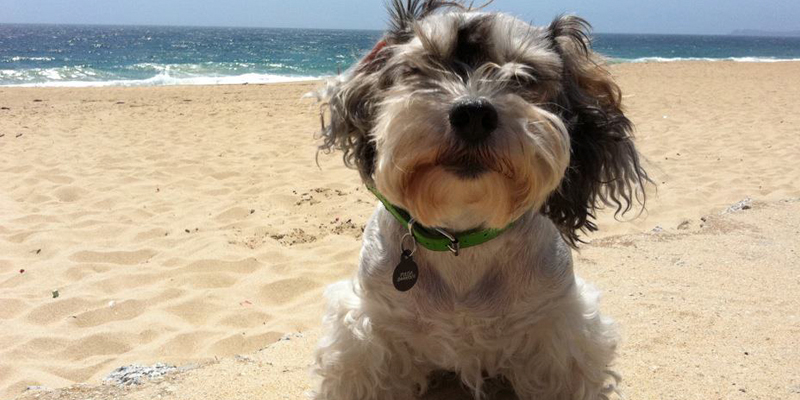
[1,62,800,399]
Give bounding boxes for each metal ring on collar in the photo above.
[402,219,418,256]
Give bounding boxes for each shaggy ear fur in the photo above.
[318,1,460,182]
[543,15,650,247]
[317,44,388,183]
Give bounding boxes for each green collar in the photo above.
[367,186,515,255]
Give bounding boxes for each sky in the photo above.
[2,0,798,35]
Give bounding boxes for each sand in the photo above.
[1,62,799,400]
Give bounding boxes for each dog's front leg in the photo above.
[312,280,427,400]
[505,279,620,400]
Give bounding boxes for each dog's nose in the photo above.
[449,99,498,144]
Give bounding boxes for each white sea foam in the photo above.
[265,62,301,71]
[0,64,321,87]
[2,71,319,88]
[9,56,56,62]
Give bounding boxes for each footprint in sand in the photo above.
[215,207,253,222]
[53,186,86,203]
[26,297,97,325]
[176,258,261,274]
[165,297,225,325]
[71,299,146,328]
[58,333,132,361]
[259,277,320,305]
[208,331,284,355]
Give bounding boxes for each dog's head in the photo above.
[317,0,648,246]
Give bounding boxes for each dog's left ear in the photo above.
[543,15,650,247]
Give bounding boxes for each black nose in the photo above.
[448,99,498,144]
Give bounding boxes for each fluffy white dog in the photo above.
[311,1,648,399]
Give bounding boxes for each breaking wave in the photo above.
[0,63,319,87]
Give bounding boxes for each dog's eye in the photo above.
[402,66,423,77]
[510,71,538,88]
[507,70,559,103]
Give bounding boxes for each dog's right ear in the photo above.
[317,1,454,181]
[316,40,390,183]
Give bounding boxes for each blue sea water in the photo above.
[2,24,800,87]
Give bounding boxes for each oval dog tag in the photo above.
[393,250,418,292]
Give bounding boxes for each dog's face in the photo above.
[318,1,648,245]
[372,12,572,232]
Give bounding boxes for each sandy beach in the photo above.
[1,61,799,399]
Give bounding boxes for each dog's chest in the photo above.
[393,253,547,362]
[407,262,518,335]
[412,257,508,308]
[406,294,525,371]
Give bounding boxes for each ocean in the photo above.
[2,24,800,87]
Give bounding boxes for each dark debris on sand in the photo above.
[104,363,177,386]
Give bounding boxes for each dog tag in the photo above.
[393,250,418,292]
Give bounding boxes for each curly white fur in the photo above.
[313,210,620,400]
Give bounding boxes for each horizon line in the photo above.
[3,21,795,37]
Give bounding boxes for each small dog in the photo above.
[312,1,648,399]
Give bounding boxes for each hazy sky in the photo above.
[2,0,798,35]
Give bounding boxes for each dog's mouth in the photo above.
[442,160,488,179]
[436,147,510,180]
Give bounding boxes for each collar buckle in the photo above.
[434,227,460,256]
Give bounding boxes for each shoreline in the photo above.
[3,58,800,89]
